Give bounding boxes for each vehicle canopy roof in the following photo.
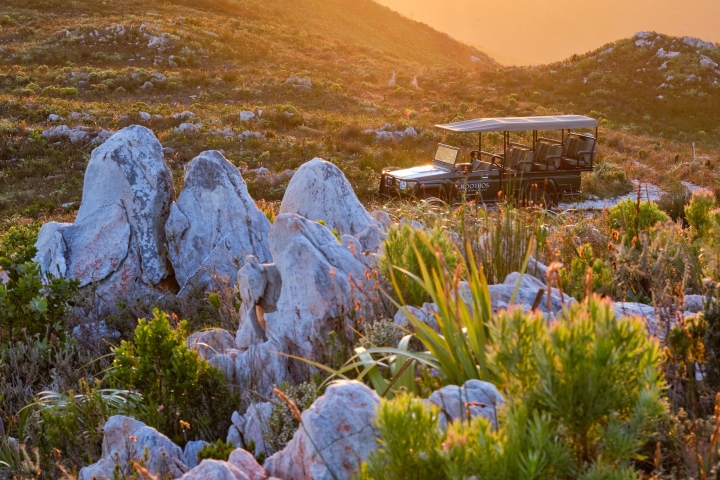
[436,115,598,133]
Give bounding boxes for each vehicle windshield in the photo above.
[434,144,459,165]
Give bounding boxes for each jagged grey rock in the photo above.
[370,210,392,231]
[234,341,290,398]
[235,257,281,349]
[178,459,249,480]
[264,214,379,360]
[166,150,271,292]
[264,381,380,480]
[34,126,175,314]
[429,380,505,429]
[488,272,574,315]
[184,440,210,469]
[228,448,269,480]
[79,416,187,480]
[279,158,381,237]
[227,402,274,458]
[186,329,238,361]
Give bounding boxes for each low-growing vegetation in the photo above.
[3,0,720,478]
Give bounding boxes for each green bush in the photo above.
[657,183,692,223]
[197,440,236,462]
[109,309,237,444]
[359,393,573,480]
[608,198,669,247]
[379,224,461,306]
[32,379,142,474]
[560,244,614,301]
[358,392,445,480]
[685,188,716,241]
[263,382,316,452]
[58,87,78,97]
[0,262,78,340]
[0,221,41,273]
[490,297,664,467]
[361,297,664,478]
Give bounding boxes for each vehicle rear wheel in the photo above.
[524,182,557,209]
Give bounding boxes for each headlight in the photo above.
[399,180,407,190]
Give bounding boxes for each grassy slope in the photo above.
[1,0,720,223]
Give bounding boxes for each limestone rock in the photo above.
[79,416,187,480]
[264,214,379,360]
[235,257,281,349]
[429,380,505,430]
[370,210,392,231]
[228,448,268,480]
[34,126,175,314]
[184,440,210,469]
[186,328,238,361]
[166,150,271,292]
[279,158,380,236]
[264,381,380,480]
[178,459,249,480]
[488,272,574,315]
[227,402,274,457]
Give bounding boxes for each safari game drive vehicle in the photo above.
[379,115,599,206]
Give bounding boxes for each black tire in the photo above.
[524,182,557,209]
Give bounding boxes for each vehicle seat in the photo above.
[534,143,562,171]
[508,147,534,173]
[561,135,594,168]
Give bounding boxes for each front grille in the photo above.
[385,176,393,187]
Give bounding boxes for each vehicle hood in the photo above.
[388,164,451,181]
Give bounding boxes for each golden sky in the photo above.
[375,0,720,65]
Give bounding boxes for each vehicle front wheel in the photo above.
[524,182,557,209]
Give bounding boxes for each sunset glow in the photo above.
[376,0,720,64]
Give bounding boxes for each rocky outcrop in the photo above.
[235,257,281,349]
[264,381,380,480]
[264,214,379,360]
[228,448,269,480]
[279,158,381,237]
[79,416,188,480]
[178,459,250,480]
[186,329,238,362]
[227,402,274,457]
[183,440,210,469]
[488,272,574,315]
[429,380,505,429]
[34,126,175,314]
[166,150,272,292]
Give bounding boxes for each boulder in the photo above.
[429,380,505,429]
[34,126,175,314]
[235,257,281,349]
[228,448,268,480]
[279,158,381,237]
[234,341,291,399]
[166,151,272,292]
[370,210,392,231]
[227,402,274,457]
[264,381,380,480]
[178,459,249,480]
[184,440,210,469]
[488,272,574,315]
[79,416,187,480]
[263,214,379,360]
[186,328,238,361]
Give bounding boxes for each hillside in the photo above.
[2,0,720,222]
[0,0,494,220]
[481,32,720,142]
